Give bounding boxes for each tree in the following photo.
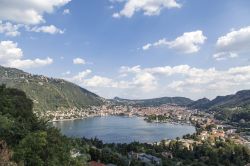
[14,132,47,166]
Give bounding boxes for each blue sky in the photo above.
[1,0,250,99]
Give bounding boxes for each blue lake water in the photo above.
[52,116,196,143]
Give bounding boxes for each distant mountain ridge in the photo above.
[0,66,104,113]
[188,98,211,109]
[189,90,250,110]
[1,66,250,114]
[109,96,194,107]
[110,90,250,110]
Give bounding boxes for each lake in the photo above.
[53,116,196,143]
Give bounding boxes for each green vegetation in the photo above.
[110,96,193,107]
[145,115,170,122]
[1,85,250,166]
[188,90,250,128]
[0,66,103,114]
[214,107,250,127]
[191,90,250,110]
[72,137,250,166]
[188,98,210,109]
[0,85,87,165]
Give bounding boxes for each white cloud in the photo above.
[67,70,130,90]
[142,30,207,54]
[62,70,71,75]
[0,22,64,36]
[112,13,121,18]
[84,76,117,88]
[0,21,22,37]
[112,0,181,18]
[120,65,157,91]
[142,43,152,50]
[73,58,86,65]
[132,72,157,92]
[8,58,53,69]
[213,52,238,61]
[82,76,130,89]
[0,0,71,24]
[64,64,250,99]
[119,64,250,99]
[109,5,114,9]
[69,70,92,82]
[214,26,250,60]
[0,40,53,69]
[63,9,70,15]
[28,25,64,34]
[0,41,23,61]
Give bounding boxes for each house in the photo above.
[199,131,209,141]
[161,152,173,159]
[226,129,237,134]
[128,151,139,159]
[138,153,162,165]
[216,125,224,130]
[211,129,225,138]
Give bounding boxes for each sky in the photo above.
[0,0,250,100]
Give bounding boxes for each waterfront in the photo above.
[53,116,196,143]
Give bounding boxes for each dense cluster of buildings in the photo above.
[44,103,250,155]
[45,104,200,123]
[54,102,250,166]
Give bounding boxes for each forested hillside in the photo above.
[0,85,88,165]
[0,66,104,113]
[110,96,193,107]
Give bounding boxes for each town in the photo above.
[43,103,250,166]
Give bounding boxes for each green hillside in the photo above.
[188,98,211,109]
[110,96,193,107]
[0,66,104,113]
[190,90,250,110]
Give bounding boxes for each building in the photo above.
[161,152,173,159]
[138,153,162,165]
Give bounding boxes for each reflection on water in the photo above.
[53,116,196,143]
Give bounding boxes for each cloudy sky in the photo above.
[0,0,250,100]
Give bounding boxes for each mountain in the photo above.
[191,90,250,110]
[188,98,211,109]
[109,96,193,107]
[2,65,250,113]
[0,66,104,113]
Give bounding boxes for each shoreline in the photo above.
[51,115,196,144]
[50,115,194,127]
[145,119,193,126]
[49,114,138,122]
[50,118,85,122]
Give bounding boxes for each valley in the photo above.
[1,66,250,165]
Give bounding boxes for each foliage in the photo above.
[110,96,193,107]
[214,107,250,127]
[1,84,250,166]
[0,85,85,165]
[71,137,250,166]
[0,66,103,113]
